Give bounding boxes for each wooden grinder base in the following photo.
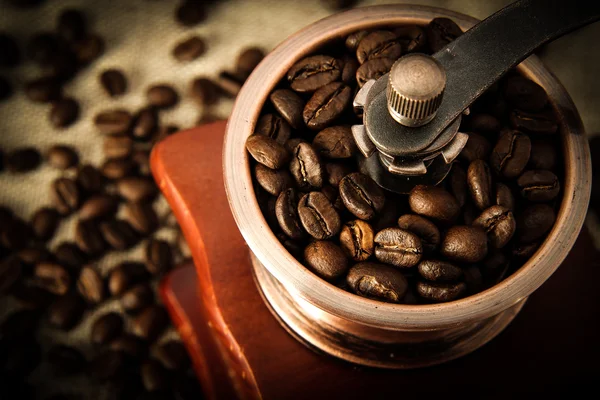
[152,121,600,399]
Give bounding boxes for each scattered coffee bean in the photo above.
[418,260,463,282]
[33,263,71,295]
[57,8,86,43]
[346,262,408,303]
[142,359,169,392]
[75,219,107,257]
[312,125,357,159]
[441,226,488,263]
[79,194,119,221]
[303,82,351,130]
[47,345,85,376]
[467,159,493,210]
[0,216,30,250]
[132,107,158,140]
[133,305,169,342]
[31,207,60,240]
[108,262,149,296]
[304,240,348,280]
[91,312,124,346]
[94,109,133,136]
[173,36,206,62]
[77,164,104,194]
[49,97,79,128]
[374,228,422,268]
[0,257,22,294]
[517,170,560,202]
[216,70,244,97]
[339,219,374,261]
[397,214,440,254]
[0,76,12,101]
[116,177,157,202]
[100,219,138,250]
[101,157,136,180]
[517,203,556,243]
[145,239,173,275]
[409,185,459,224]
[426,17,463,53]
[255,164,293,196]
[24,76,62,103]
[416,281,467,302]
[99,68,127,97]
[190,77,220,106]
[474,205,516,249]
[72,34,104,65]
[356,30,402,64]
[47,145,78,169]
[147,84,179,109]
[88,351,125,382]
[54,242,87,270]
[77,265,105,304]
[26,32,61,66]
[17,245,52,266]
[131,149,151,175]
[235,47,264,77]
[5,148,41,173]
[504,75,548,112]
[246,134,290,170]
[103,135,133,159]
[123,202,158,235]
[121,283,154,314]
[289,142,324,190]
[356,57,395,87]
[0,33,20,67]
[51,177,81,215]
[270,88,305,130]
[47,293,85,330]
[175,0,206,27]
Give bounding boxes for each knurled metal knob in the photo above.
[386,54,446,127]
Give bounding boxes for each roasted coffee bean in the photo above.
[460,132,492,163]
[284,138,307,154]
[0,257,22,294]
[27,32,61,66]
[5,147,41,173]
[246,134,290,170]
[131,149,151,175]
[100,219,138,250]
[468,113,502,133]
[495,183,515,210]
[94,109,133,136]
[339,172,385,221]
[216,70,244,97]
[109,334,147,359]
[441,226,488,263]
[47,48,78,82]
[122,283,154,314]
[108,262,149,296]
[0,76,12,101]
[147,84,179,109]
[104,135,133,159]
[0,33,20,67]
[88,351,126,382]
[117,177,157,202]
[54,242,87,270]
[397,214,440,254]
[374,228,422,268]
[153,341,189,371]
[416,281,467,302]
[254,164,293,196]
[57,9,86,42]
[346,262,408,303]
[132,107,158,140]
[123,202,158,235]
[275,188,305,240]
[409,185,459,224]
[287,55,342,93]
[482,251,510,284]
[528,139,557,170]
[48,293,85,330]
[510,109,558,136]
[518,203,555,243]
[142,359,169,392]
[473,205,516,249]
[298,191,341,239]
[31,207,60,240]
[0,206,13,226]
[0,310,40,341]
[101,157,136,180]
[325,162,352,187]
[289,142,323,190]
[17,245,52,266]
[1,338,41,376]
[190,77,220,106]
[356,57,395,87]
[1,216,30,250]
[345,30,369,51]
[77,265,104,304]
[145,239,173,275]
[504,76,548,112]
[47,345,85,375]
[77,164,104,194]
[79,194,119,221]
[341,56,359,84]
[73,34,104,65]
[490,129,531,178]
[303,82,351,130]
[255,114,291,145]
[49,97,79,128]
[356,30,402,64]
[47,145,78,169]
[449,163,467,208]
[75,219,106,257]
[91,312,124,346]
[33,263,71,295]
[339,220,374,261]
[312,125,357,159]
[418,260,463,282]
[394,25,427,52]
[426,17,463,53]
[175,0,206,27]
[133,305,169,342]
[467,160,494,210]
[304,240,348,280]
[100,68,127,97]
[24,76,62,103]
[236,46,265,77]
[517,170,560,202]
[52,177,81,215]
[270,89,305,130]
[172,35,206,62]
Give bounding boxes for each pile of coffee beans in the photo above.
[246,18,563,305]
[1,1,266,398]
